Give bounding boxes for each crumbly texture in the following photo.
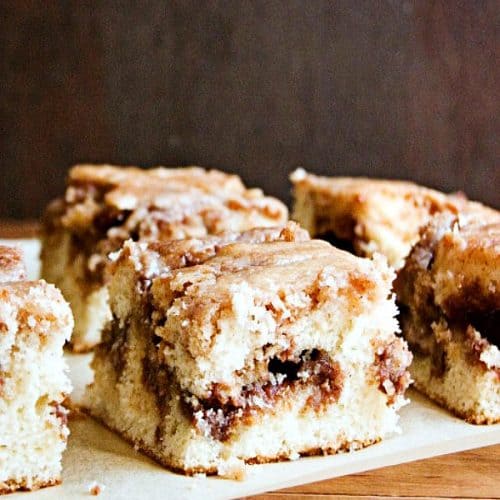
[0,246,26,282]
[0,247,73,493]
[395,213,500,424]
[41,164,288,351]
[84,227,411,476]
[290,168,497,268]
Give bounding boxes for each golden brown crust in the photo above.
[240,437,381,468]
[412,378,499,425]
[0,477,61,495]
[82,407,381,476]
[0,245,26,282]
[79,407,221,476]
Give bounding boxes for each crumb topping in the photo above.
[108,222,310,284]
[291,169,498,268]
[375,338,413,403]
[395,213,500,374]
[0,246,26,282]
[44,165,288,286]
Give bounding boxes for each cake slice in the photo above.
[290,168,496,268]
[41,164,288,351]
[84,224,411,476]
[0,246,73,493]
[394,213,500,423]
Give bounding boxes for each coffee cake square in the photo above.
[0,246,73,493]
[395,213,500,423]
[84,224,411,476]
[41,165,288,351]
[290,169,495,268]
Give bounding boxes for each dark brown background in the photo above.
[1,0,498,219]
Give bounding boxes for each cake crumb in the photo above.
[88,481,105,495]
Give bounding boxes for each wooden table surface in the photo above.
[2,220,499,499]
